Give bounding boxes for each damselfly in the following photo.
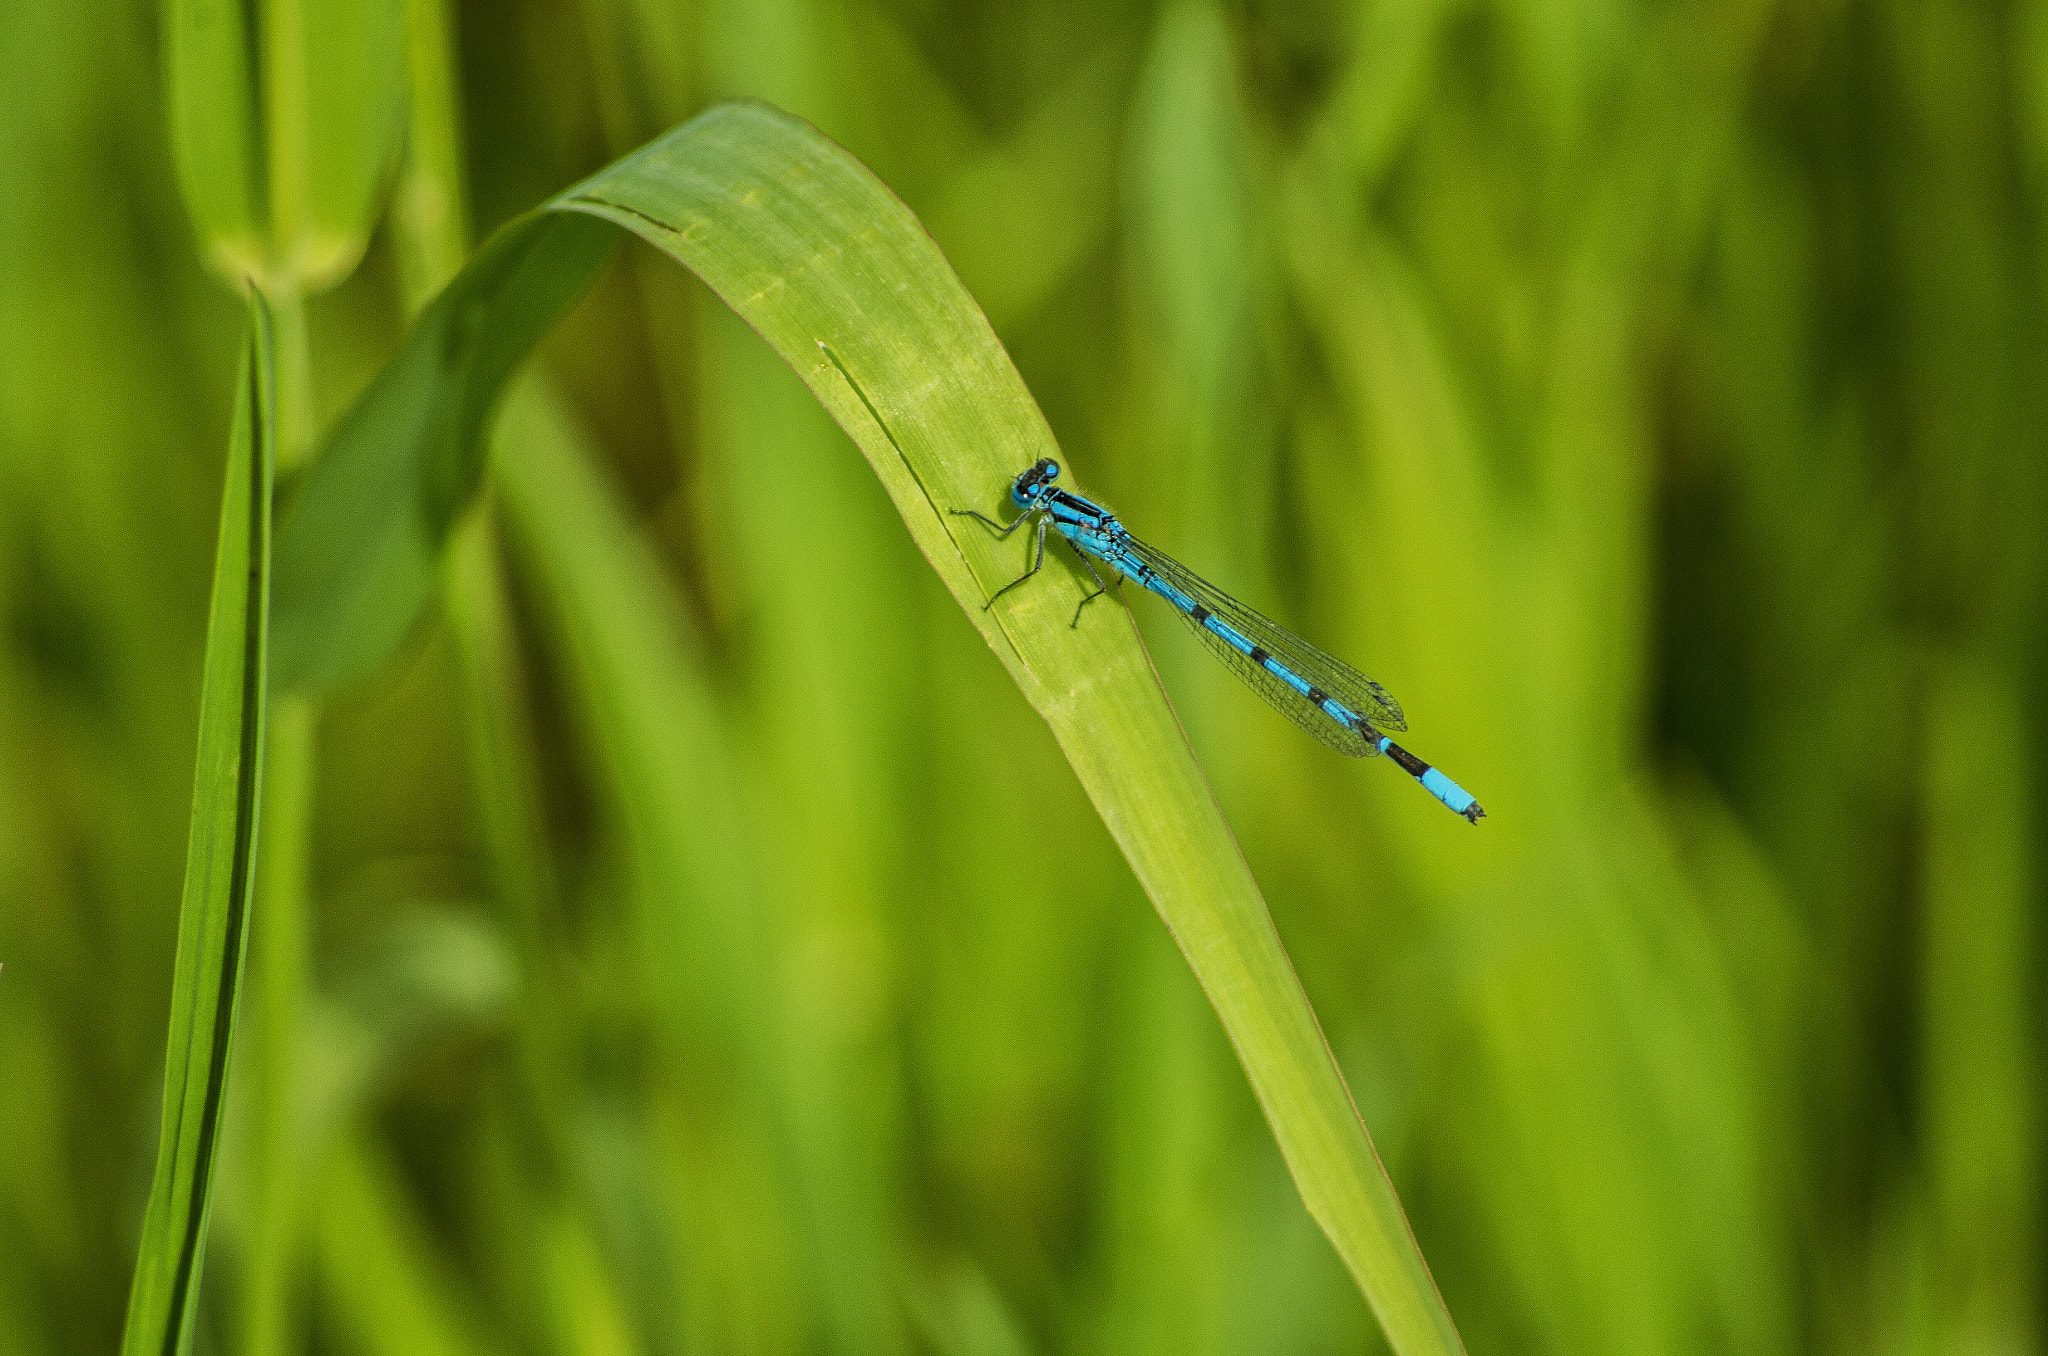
[954,458,1485,824]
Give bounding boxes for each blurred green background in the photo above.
[2,0,2043,1354]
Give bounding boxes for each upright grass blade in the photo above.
[270,101,1466,1355]
[120,290,276,1356]
[1921,658,2038,1347]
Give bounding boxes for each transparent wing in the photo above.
[1125,537,1407,754]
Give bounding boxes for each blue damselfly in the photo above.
[955,458,1484,823]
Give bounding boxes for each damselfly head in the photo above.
[1011,457,1061,505]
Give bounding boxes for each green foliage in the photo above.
[164,0,408,290]
[163,0,263,274]
[118,291,276,1356]
[269,211,616,692]
[4,2,2045,1356]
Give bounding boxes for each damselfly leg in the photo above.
[952,508,1049,610]
[1067,545,1120,628]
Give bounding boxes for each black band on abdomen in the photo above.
[1382,741,1430,779]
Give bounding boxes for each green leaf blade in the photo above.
[268,211,616,693]
[120,289,277,1356]
[163,0,265,279]
[283,0,408,289]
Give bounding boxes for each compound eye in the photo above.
[1042,459,1060,480]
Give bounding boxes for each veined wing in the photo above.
[1126,536,1407,754]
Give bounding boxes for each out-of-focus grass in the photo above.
[3,1,2044,1355]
